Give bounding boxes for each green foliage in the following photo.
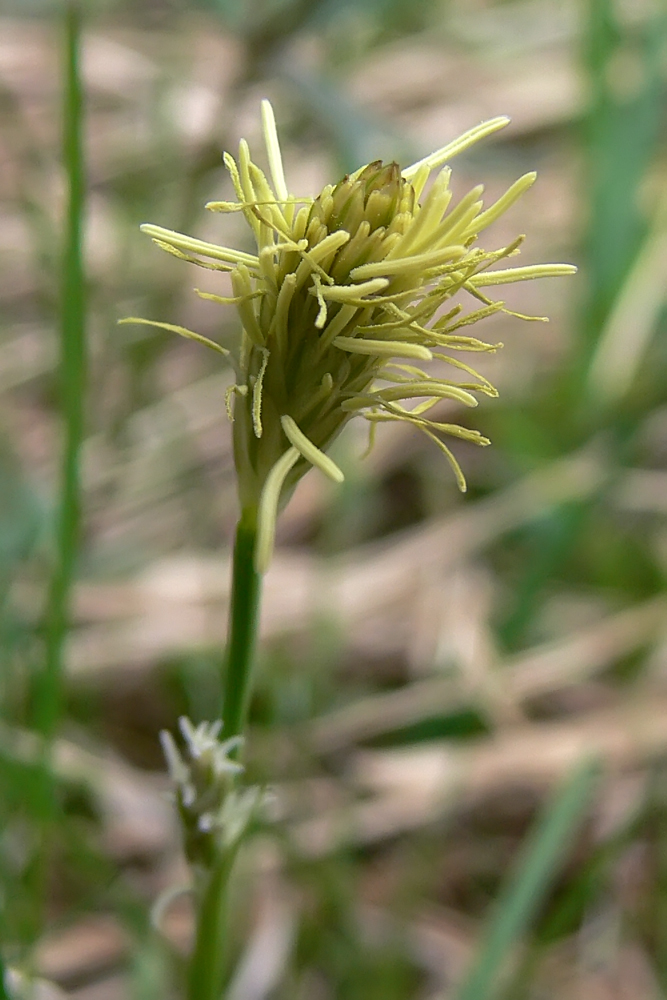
[456,760,599,1000]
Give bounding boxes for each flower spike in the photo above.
[127,101,576,570]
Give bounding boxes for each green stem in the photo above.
[187,852,237,1000]
[187,514,262,998]
[25,0,85,947]
[0,952,9,1000]
[221,510,262,743]
[38,0,86,739]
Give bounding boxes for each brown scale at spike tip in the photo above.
[312,162,411,236]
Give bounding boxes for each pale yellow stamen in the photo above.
[434,190,485,245]
[366,410,491,445]
[409,162,433,202]
[223,151,261,240]
[261,99,289,203]
[343,382,479,409]
[317,278,389,303]
[269,272,297,354]
[462,173,537,238]
[118,317,229,355]
[140,224,260,269]
[305,230,351,267]
[387,168,452,259]
[149,240,238,273]
[256,447,300,573]
[435,302,505,333]
[252,349,270,438]
[280,415,344,484]
[351,244,466,281]
[247,164,293,240]
[225,383,247,422]
[238,140,258,208]
[194,287,264,307]
[420,428,468,491]
[205,197,312,214]
[313,275,328,329]
[402,117,511,180]
[431,353,498,394]
[318,303,358,353]
[468,263,577,286]
[231,265,265,347]
[333,336,433,361]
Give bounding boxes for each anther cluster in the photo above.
[127,102,575,570]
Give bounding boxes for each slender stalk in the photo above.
[38,0,86,738]
[24,0,85,948]
[187,849,238,1000]
[221,510,262,743]
[0,954,9,1000]
[186,514,262,997]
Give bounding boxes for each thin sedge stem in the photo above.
[26,0,85,945]
[187,514,262,995]
[0,955,8,1000]
[188,850,238,1000]
[221,510,263,745]
[39,1,86,739]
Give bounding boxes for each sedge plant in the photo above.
[123,101,575,999]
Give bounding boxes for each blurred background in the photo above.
[2,0,667,997]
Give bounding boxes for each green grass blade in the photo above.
[0,955,9,1000]
[455,759,599,1000]
[498,0,667,649]
[37,0,86,739]
[19,0,87,946]
[581,0,667,362]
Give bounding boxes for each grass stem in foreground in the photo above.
[186,514,262,997]
[23,0,86,950]
[456,759,599,1000]
[38,0,86,739]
